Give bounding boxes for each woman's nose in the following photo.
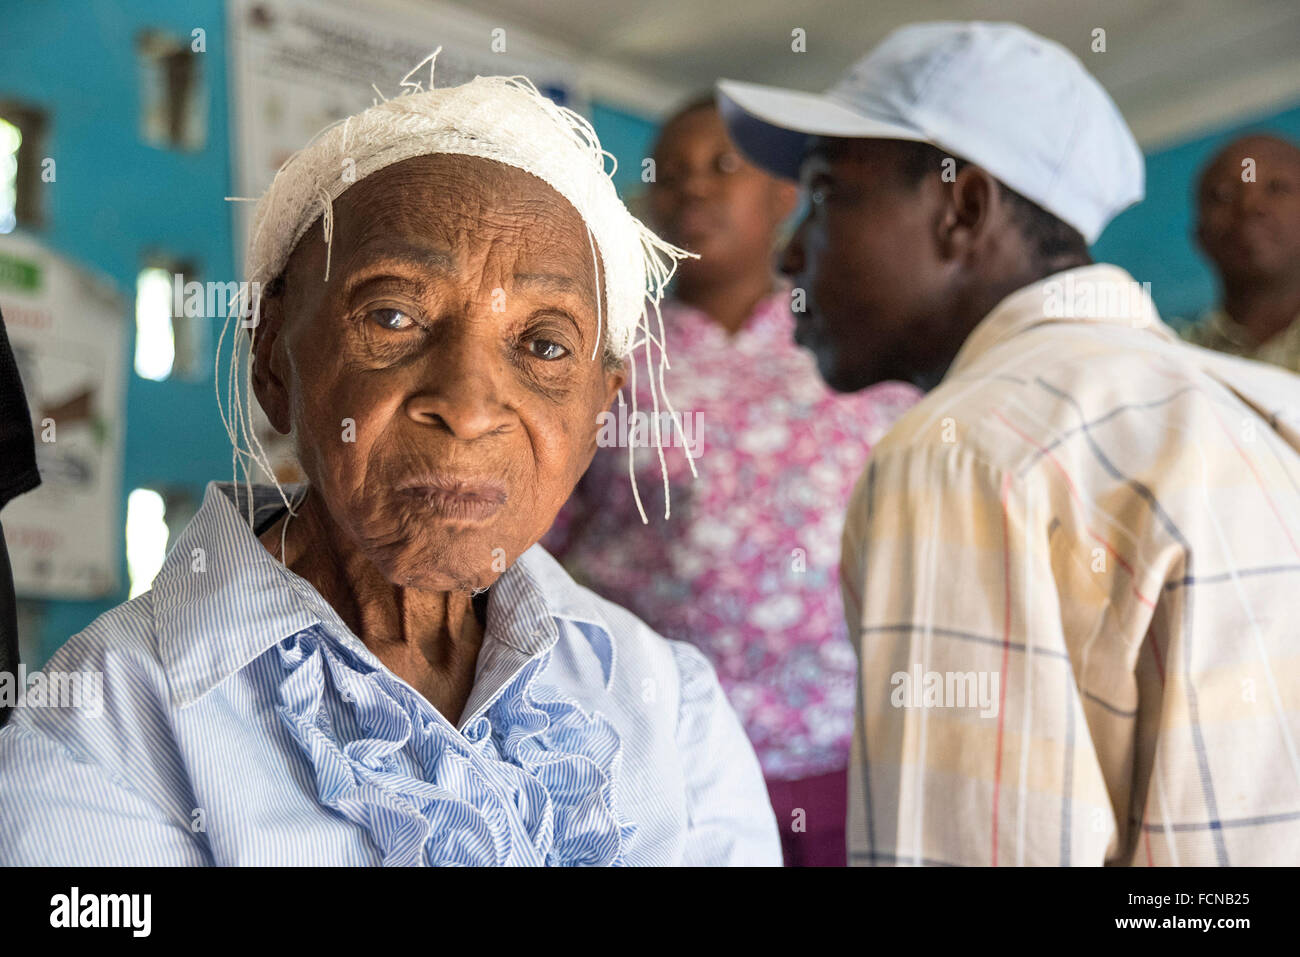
[674,165,715,200]
[403,334,512,440]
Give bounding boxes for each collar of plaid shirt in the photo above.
[949,265,1177,372]
[949,264,1300,441]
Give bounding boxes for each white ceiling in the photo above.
[437,0,1300,147]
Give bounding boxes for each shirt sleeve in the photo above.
[0,722,211,865]
[669,640,782,866]
[842,444,1116,866]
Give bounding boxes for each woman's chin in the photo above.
[374,537,506,593]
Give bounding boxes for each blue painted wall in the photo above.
[2,1,1296,665]
[591,101,658,196]
[1,0,234,666]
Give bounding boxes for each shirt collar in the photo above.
[153,482,617,709]
[1201,306,1260,349]
[947,264,1179,379]
[1201,305,1300,353]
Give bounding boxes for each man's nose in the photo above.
[779,215,809,277]
[1234,181,1268,218]
[404,330,513,440]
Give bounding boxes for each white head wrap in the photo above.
[221,52,696,528]
[243,55,691,360]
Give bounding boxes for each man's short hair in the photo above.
[891,140,1091,266]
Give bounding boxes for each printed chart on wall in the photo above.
[226,0,583,480]
[0,232,126,599]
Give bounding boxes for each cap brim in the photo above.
[716,78,926,180]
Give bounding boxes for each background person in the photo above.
[1183,134,1300,372]
[545,96,920,867]
[720,20,1300,866]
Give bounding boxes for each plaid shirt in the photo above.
[843,264,1300,866]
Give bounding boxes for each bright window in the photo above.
[134,266,175,380]
[0,117,20,235]
[126,487,168,598]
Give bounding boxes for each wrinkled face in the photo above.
[253,154,625,592]
[1197,135,1300,282]
[780,139,956,392]
[648,105,796,283]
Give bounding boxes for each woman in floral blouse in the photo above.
[545,98,920,865]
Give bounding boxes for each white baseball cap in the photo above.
[717,21,1144,244]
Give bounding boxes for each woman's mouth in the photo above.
[674,206,723,240]
[396,474,508,522]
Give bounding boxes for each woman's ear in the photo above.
[602,360,627,409]
[249,288,292,436]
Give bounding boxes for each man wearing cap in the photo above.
[720,21,1300,866]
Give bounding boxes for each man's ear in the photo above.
[249,288,292,436]
[939,165,999,261]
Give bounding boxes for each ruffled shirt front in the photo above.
[271,629,634,866]
[0,482,780,866]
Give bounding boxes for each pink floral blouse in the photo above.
[544,290,920,781]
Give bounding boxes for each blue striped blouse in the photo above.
[0,482,781,865]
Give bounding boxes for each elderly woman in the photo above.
[0,70,779,866]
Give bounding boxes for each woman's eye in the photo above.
[527,339,569,360]
[366,307,417,331]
